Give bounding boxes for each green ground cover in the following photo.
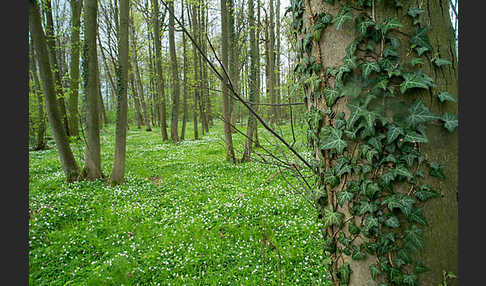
[29,121,331,285]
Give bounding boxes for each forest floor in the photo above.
[29,121,332,285]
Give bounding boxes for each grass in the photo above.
[29,120,332,285]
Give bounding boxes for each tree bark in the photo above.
[29,0,79,182]
[30,38,47,151]
[181,0,188,140]
[110,0,129,185]
[221,0,236,162]
[168,0,180,142]
[190,2,199,140]
[301,0,458,285]
[83,0,103,180]
[68,0,82,137]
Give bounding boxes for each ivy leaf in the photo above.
[360,61,381,79]
[386,124,404,144]
[415,46,429,56]
[385,216,400,228]
[429,162,446,180]
[403,274,418,286]
[408,99,439,125]
[380,18,402,34]
[347,102,364,128]
[338,263,352,284]
[352,245,367,260]
[441,112,458,132]
[437,91,456,103]
[408,6,425,18]
[410,57,424,66]
[400,70,434,94]
[406,206,428,226]
[410,25,432,53]
[323,205,344,228]
[415,262,429,273]
[349,221,360,235]
[320,126,348,154]
[383,45,399,58]
[414,185,439,201]
[394,165,413,180]
[324,87,341,106]
[356,17,375,36]
[363,215,379,232]
[358,201,378,215]
[382,193,415,216]
[380,171,396,185]
[432,57,452,67]
[370,264,382,281]
[338,190,354,207]
[332,7,353,30]
[403,130,428,143]
[404,224,425,252]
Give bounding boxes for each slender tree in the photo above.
[30,37,47,151]
[82,0,103,180]
[168,0,180,142]
[29,0,79,182]
[110,0,129,184]
[68,0,82,137]
[181,0,188,140]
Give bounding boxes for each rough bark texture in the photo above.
[168,0,180,142]
[221,0,236,162]
[83,0,103,180]
[110,0,129,185]
[29,0,79,182]
[303,0,458,285]
[68,0,82,137]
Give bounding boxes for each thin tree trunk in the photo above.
[241,0,258,162]
[130,14,152,131]
[30,38,47,151]
[129,58,143,129]
[82,0,103,180]
[181,0,188,140]
[168,0,180,142]
[189,2,199,140]
[221,0,236,162]
[44,0,70,137]
[29,0,79,182]
[68,0,82,137]
[275,0,281,124]
[110,0,129,184]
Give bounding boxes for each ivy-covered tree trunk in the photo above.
[29,0,80,182]
[291,0,458,285]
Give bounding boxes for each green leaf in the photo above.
[410,57,424,66]
[320,126,348,154]
[429,162,446,180]
[441,112,458,132]
[332,7,353,30]
[386,125,404,144]
[380,171,396,185]
[360,61,381,79]
[370,264,381,281]
[400,70,434,94]
[382,193,415,216]
[338,263,352,284]
[414,185,439,201]
[408,99,439,125]
[380,18,402,34]
[383,45,399,58]
[437,91,456,103]
[415,262,429,273]
[349,221,360,235]
[347,102,364,128]
[432,57,452,67]
[358,201,378,215]
[324,87,341,106]
[403,273,418,286]
[385,216,400,228]
[415,46,429,56]
[394,165,413,180]
[363,215,379,232]
[338,190,354,207]
[406,206,428,226]
[323,205,344,228]
[408,6,425,18]
[351,245,366,260]
[403,131,428,143]
[404,224,425,252]
[356,17,375,36]
[410,25,432,53]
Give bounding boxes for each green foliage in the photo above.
[320,126,348,154]
[437,92,456,103]
[332,7,353,30]
[441,112,458,132]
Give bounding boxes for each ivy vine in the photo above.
[286,0,457,285]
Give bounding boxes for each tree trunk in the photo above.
[152,0,168,140]
[221,0,236,162]
[241,0,258,162]
[228,0,237,133]
[44,0,70,137]
[83,0,103,180]
[30,38,47,151]
[129,58,143,129]
[275,0,281,124]
[297,0,458,285]
[168,0,180,142]
[181,0,188,141]
[130,14,152,132]
[190,2,199,140]
[68,0,82,137]
[110,0,129,185]
[254,0,261,147]
[29,0,79,182]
